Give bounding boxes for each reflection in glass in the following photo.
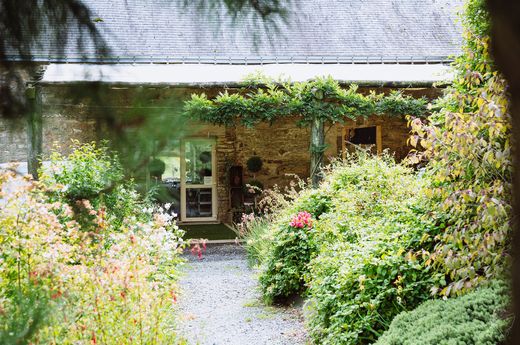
[152,140,181,216]
[185,141,213,185]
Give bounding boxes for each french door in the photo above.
[180,138,217,222]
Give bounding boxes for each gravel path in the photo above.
[177,244,308,345]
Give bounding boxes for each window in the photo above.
[341,125,382,158]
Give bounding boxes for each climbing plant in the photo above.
[184,76,429,186]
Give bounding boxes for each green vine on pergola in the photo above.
[183,76,430,186]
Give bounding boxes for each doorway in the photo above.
[180,138,218,222]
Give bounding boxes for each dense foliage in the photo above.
[374,282,510,345]
[408,0,512,296]
[184,77,428,128]
[0,143,186,344]
[304,157,440,344]
[254,178,332,302]
[236,1,511,344]
[244,155,442,343]
[41,141,148,231]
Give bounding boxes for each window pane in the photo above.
[349,126,376,145]
[185,141,213,185]
[186,188,213,218]
[153,140,181,216]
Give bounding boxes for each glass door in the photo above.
[180,139,217,222]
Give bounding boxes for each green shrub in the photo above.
[374,282,510,345]
[306,207,440,345]
[304,156,441,344]
[260,211,318,303]
[258,154,430,310]
[257,183,333,303]
[42,140,123,200]
[256,154,443,343]
[41,141,148,231]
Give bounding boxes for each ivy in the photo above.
[183,76,429,127]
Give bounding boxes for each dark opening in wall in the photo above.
[349,126,376,145]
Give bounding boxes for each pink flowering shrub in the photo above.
[235,175,328,267]
[0,146,186,344]
[259,210,318,303]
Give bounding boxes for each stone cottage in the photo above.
[0,0,463,224]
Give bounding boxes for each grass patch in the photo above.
[180,223,236,240]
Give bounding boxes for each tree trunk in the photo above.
[310,118,325,188]
[487,1,520,343]
[26,85,42,180]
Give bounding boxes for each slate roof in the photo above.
[7,0,464,64]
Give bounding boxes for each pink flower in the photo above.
[289,211,313,229]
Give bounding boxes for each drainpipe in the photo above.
[26,83,43,180]
[309,117,325,188]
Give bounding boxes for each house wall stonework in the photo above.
[0,119,26,162]
[0,84,442,223]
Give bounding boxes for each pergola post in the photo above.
[310,117,325,188]
[26,84,43,180]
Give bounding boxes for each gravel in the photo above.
[176,244,309,345]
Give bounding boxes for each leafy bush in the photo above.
[257,180,333,303]
[260,210,318,303]
[41,141,148,231]
[0,143,186,344]
[257,154,433,314]
[42,140,123,200]
[408,0,511,296]
[374,282,510,345]
[302,156,441,345]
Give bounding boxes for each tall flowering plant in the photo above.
[0,143,187,344]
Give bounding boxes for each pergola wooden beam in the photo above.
[26,84,42,179]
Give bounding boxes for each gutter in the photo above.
[3,54,455,66]
[37,79,451,88]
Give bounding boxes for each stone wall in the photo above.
[0,119,26,162]
[0,62,46,162]
[0,83,442,223]
[234,119,311,189]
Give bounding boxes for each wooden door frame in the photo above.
[180,138,218,223]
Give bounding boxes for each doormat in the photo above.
[180,223,237,241]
